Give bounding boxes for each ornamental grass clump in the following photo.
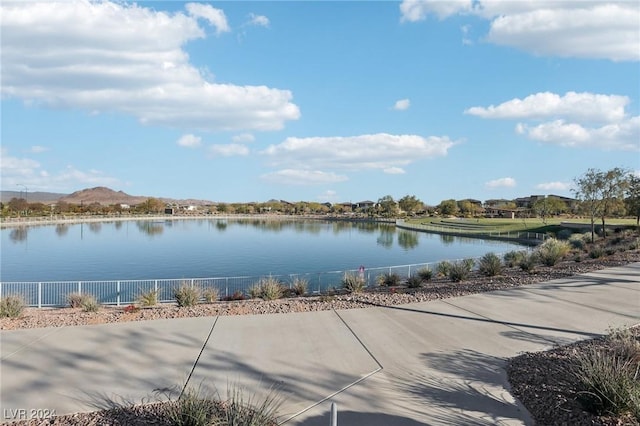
[165,386,218,426]
[67,292,100,312]
[377,272,402,287]
[519,252,538,273]
[202,287,220,303]
[572,328,640,419]
[342,273,365,293]
[220,384,282,426]
[174,283,201,307]
[291,278,308,296]
[0,295,25,318]
[447,259,474,282]
[478,252,502,277]
[417,267,433,282]
[405,275,423,289]
[536,238,571,266]
[503,250,525,268]
[436,260,452,278]
[137,288,159,307]
[257,277,284,301]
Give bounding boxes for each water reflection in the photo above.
[215,221,227,231]
[55,224,69,236]
[9,227,28,243]
[88,222,102,234]
[136,221,164,236]
[377,227,394,248]
[398,230,419,250]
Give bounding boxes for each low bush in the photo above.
[174,283,201,307]
[556,229,573,240]
[405,275,423,289]
[536,238,571,266]
[137,288,159,307]
[291,278,308,296]
[257,277,284,301]
[590,247,605,259]
[0,295,25,318]
[572,328,640,419]
[166,387,217,426]
[503,250,525,268]
[202,287,220,303]
[569,233,586,250]
[478,252,502,277]
[448,260,473,282]
[519,252,538,273]
[67,292,99,312]
[436,260,452,278]
[377,272,402,287]
[417,267,433,282]
[342,273,365,293]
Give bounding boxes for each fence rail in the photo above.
[0,253,521,308]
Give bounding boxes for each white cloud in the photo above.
[177,134,202,148]
[535,181,572,191]
[1,1,300,132]
[384,167,406,174]
[393,99,411,111]
[519,117,640,151]
[262,133,455,172]
[400,1,640,61]
[232,133,256,143]
[185,3,230,35]
[485,177,516,189]
[317,190,339,202]
[29,146,49,153]
[466,92,629,123]
[261,169,348,185]
[208,144,250,157]
[247,13,270,28]
[0,148,120,191]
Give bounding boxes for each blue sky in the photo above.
[1,1,639,205]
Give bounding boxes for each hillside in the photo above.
[58,187,151,206]
[0,191,67,203]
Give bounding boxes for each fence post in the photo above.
[155,280,158,294]
[117,281,121,307]
[330,402,337,426]
[38,282,42,309]
[78,281,82,294]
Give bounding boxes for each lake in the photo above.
[1,218,523,283]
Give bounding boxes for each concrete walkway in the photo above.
[1,263,639,425]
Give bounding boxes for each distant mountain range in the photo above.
[0,186,214,206]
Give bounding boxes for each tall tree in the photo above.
[398,195,422,215]
[377,195,398,217]
[626,174,640,225]
[573,168,601,243]
[531,196,568,224]
[437,199,459,216]
[596,167,629,238]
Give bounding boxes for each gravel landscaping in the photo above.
[2,238,639,425]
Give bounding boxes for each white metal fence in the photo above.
[0,257,502,308]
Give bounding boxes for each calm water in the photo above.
[1,218,523,282]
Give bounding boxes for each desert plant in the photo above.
[436,260,452,277]
[556,229,573,240]
[174,283,201,307]
[248,284,262,299]
[417,267,433,282]
[67,292,87,308]
[218,384,282,426]
[519,252,538,273]
[448,260,473,282]
[166,386,217,426]
[377,272,402,287]
[0,295,25,318]
[342,273,365,293]
[503,250,525,268]
[80,294,100,312]
[478,252,502,277]
[536,238,571,266]
[572,329,640,419]
[137,288,159,307]
[257,277,284,301]
[405,275,423,289]
[589,247,605,259]
[291,278,308,296]
[202,287,220,303]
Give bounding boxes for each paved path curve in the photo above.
[1,263,639,425]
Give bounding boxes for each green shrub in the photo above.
[174,283,201,307]
[202,287,220,303]
[436,260,452,278]
[503,250,525,268]
[291,278,308,296]
[519,252,538,273]
[342,273,365,293]
[556,229,573,240]
[137,288,159,307]
[478,253,502,277]
[377,272,402,287]
[257,277,284,301]
[448,260,473,282]
[573,329,640,419]
[166,386,217,426]
[405,275,423,289]
[417,267,433,282]
[248,284,262,299]
[536,238,571,266]
[569,233,586,250]
[0,295,25,318]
